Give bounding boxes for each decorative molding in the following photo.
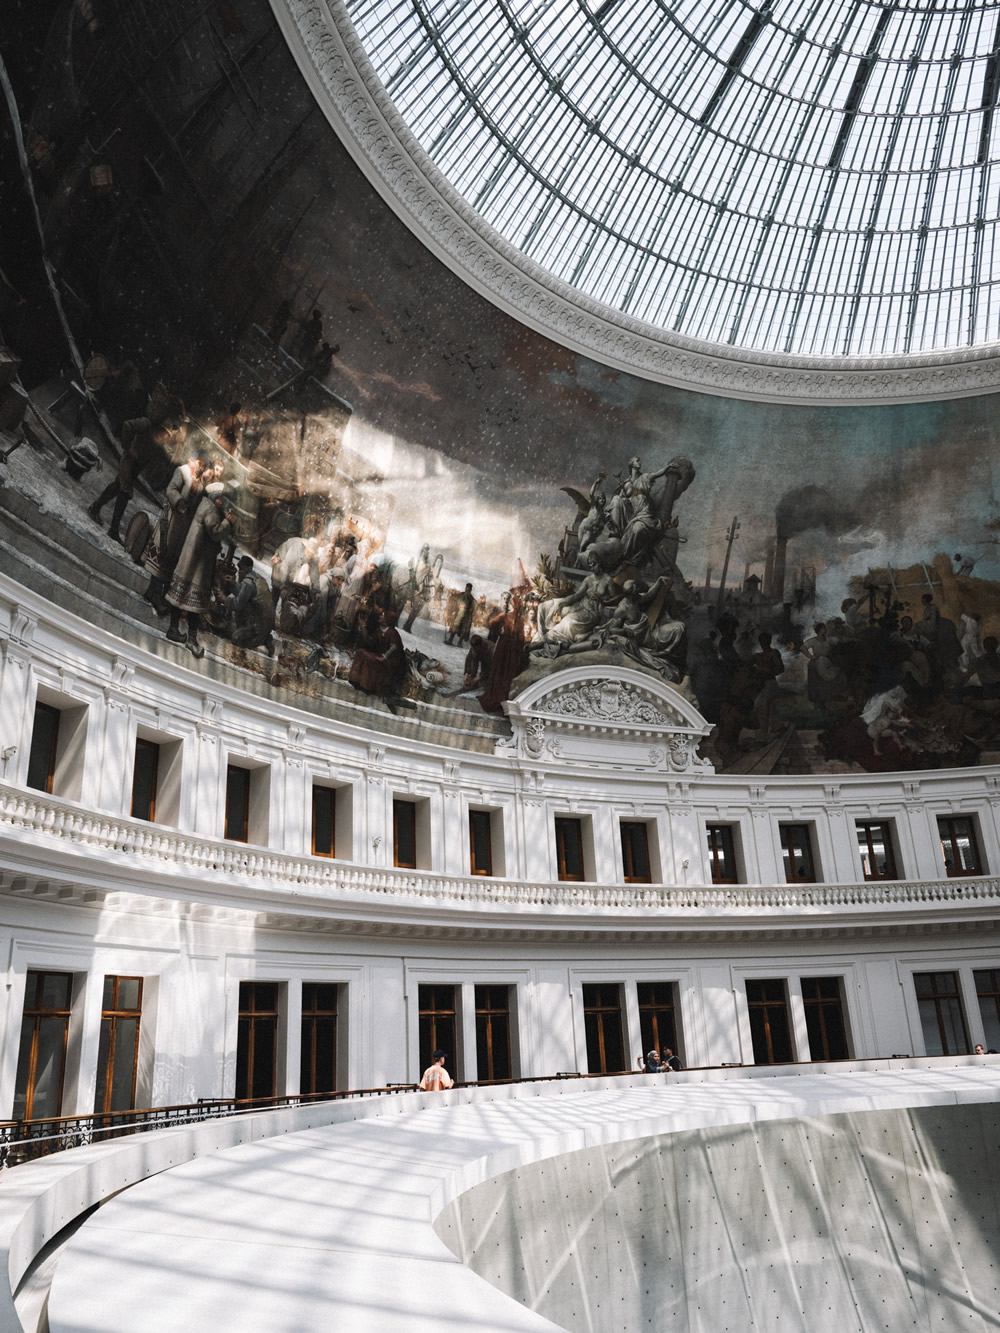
[8,605,36,644]
[537,679,677,728]
[272,0,1000,406]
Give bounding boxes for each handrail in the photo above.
[3,783,999,918]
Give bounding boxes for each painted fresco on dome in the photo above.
[3,0,1000,775]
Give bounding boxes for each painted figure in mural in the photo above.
[445,583,476,646]
[225,555,274,653]
[605,578,688,683]
[463,635,494,690]
[479,594,530,713]
[400,545,436,633]
[165,483,235,658]
[348,608,407,697]
[88,403,183,541]
[142,451,206,615]
[575,471,608,555]
[530,551,619,658]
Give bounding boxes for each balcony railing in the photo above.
[2,783,1000,918]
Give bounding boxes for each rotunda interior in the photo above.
[2,1,1000,1328]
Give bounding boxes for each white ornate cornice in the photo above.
[272,0,1000,407]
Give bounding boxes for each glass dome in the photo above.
[344,0,1000,358]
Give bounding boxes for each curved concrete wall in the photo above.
[436,1104,1000,1333]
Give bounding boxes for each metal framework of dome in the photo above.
[344,0,1000,359]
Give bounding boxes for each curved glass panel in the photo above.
[346,0,1000,357]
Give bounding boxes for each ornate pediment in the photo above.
[497,665,712,774]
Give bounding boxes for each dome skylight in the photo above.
[344,0,1000,358]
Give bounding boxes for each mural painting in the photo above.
[3,0,1000,776]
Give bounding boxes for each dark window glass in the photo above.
[95,975,143,1113]
[938,817,983,876]
[418,984,456,1076]
[301,982,338,1095]
[746,979,794,1064]
[621,822,651,883]
[706,824,738,883]
[312,786,335,857]
[131,739,159,822]
[236,982,279,1102]
[637,981,678,1062]
[475,985,512,1081]
[975,968,1000,1051]
[779,824,816,883]
[393,799,417,868]
[27,703,60,794]
[801,976,849,1061]
[225,766,250,842]
[914,971,970,1055]
[555,817,585,881]
[856,821,897,880]
[469,810,493,876]
[582,982,626,1074]
[13,971,73,1120]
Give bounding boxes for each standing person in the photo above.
[419,1050,454,1092]
[662,1048,682,1072]
[640,1050,663,1072]
[165,482,234,658]
[142,452,205,614]
[445,582,475,645]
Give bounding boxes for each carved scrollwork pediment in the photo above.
[497,665,712,773]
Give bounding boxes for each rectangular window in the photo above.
[418,984,457,1077]
[130,739,159,822]
[974,969,1000,1052]
[582,982,626,1074]
[393,799,417,868]
[637,981,678,1063]
[938,816,983,876]
[312,785,336,858]
[26,703,60,793]
[706,824,739,884]
[779,824,816,883]
[469,810,493,876]
[225,766,250,843]
[94,976,143,1113]
[300,982,338,1095]
[856,821,897,880]
[801,976,850,1061]
[13,971,73,1120]
[914,971,970,1055]
[475,985,512,1081]
[620,822,651,884]
[555,816,585,882]
[746,979,794,1064]
[235,981,279,1102]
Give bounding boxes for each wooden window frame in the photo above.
[225,765,251,843]
[582,982,626,1074]
[418,983,457,1075]
[800,975,850,1061]
[300,982,339,1095]
[26,702,60,794]
[938,815,984,877]
[620,821,652,884]
[779,823,816,884]
[475,984,512,1081]
[469,809,493,877]
[236,981,279,1102]
[855,820,897,880]
[311,785,336,858]
[393,798,417,869]
[746,978,794,1064]
[131,738,160,822]
[95,975,143,1114]
[706,824,739,884]
[637,980,678,1060]
[914,970,970,1055]
[15,971,73,1121]
[555,816,585,882]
